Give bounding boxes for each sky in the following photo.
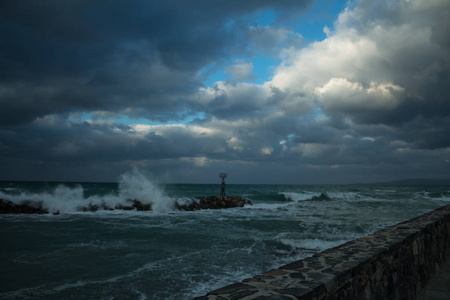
[1,0,450,184]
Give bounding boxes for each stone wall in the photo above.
[196,204,450,300]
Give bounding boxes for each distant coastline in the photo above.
[368,178,450,186]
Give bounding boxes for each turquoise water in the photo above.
[1,172,450,299]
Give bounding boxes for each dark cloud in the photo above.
[1,0,449,183]
[0,0,312,126]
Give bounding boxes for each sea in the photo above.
[1,170,450,299]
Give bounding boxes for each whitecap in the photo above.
[279,191,320,202]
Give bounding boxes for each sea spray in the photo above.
[0,169,175,213]
[0,185,93,213]
[118,168,173,212]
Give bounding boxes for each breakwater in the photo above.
[196,204,450,299]
[0,196,251,214]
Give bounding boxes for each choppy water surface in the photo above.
[1,173,449,299]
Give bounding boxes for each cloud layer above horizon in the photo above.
[1,0,449,184]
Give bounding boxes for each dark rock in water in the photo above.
[78,201,113,212]
[0,199,48,214]
[114,199,152,211]
[0,196,247,213]
[175,195,252,211]
[79,199,152,212]
[0,198,153,214]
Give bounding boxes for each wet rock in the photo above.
[114,199,151,211]
[78,201,114,212]
[0,196,248,214]
[175,195,252,211]
[81,199,152,212]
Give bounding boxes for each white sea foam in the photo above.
[251,202,290,210]
[2,187,17,192]
[280,238,346,251]
[0,185,93,213]
[413,190,450,202]
[327,191,363,201]
[432,194,450,202]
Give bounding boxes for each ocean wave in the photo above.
[279,191,379,203]
[413,190,450,202]
[279,191,320,202]
[249,192,334,212]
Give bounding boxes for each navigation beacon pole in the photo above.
[219,173,227,198]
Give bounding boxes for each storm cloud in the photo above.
[1,0,449,184]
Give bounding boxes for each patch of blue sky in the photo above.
[253,8,276,27]
[200,44,281,84]
[313,107,325,120]
[69,112,206,126]
[68,112,94,123]
[201,1,347,87]
[252,53,280,84]
[117,113,207,126]
[200,55,269,86]
[200,65,226,87]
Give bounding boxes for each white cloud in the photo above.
[271,32,379,93]
[323,26,331,37]
[315,78,405,113]
[269,0,449,127]
[227,136,244,152]
[225,61,256,82]
[261,147,273,156]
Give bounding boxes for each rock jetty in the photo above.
[0,198,151,214]
[0,196,252,214]
[175,195,252,211]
